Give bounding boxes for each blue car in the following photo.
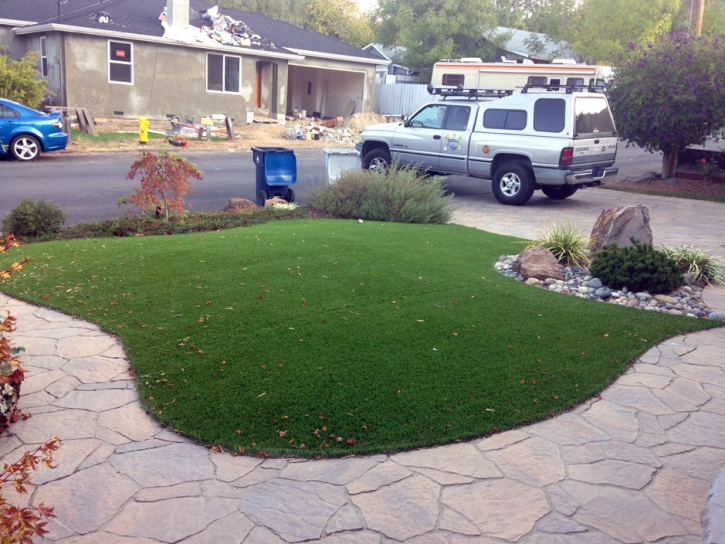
[0,98,68,161]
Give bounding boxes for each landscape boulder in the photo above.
[513,247,564,281]
[264,197,288,207]
[589,205,653,253]
[222,198,256,213]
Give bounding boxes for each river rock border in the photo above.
[495,254,725,321]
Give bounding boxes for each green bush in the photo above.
[2,199,65,238]
[527,219,590,268]
[308,164,454,224]
[589,237,683,294]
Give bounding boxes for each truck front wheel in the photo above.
[492,163,535,205]
[540,185,578,200]
[363,149,391,172]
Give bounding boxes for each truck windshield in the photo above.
[575,97,616,137]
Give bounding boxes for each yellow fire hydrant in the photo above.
[138,115,149,145]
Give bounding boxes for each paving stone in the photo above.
[660,412,689,429]
[410,466,474,485]
[183,512,255,544]
[22,327,94,339]
[545,485,580,516]
[665,377,711,406]
[637,348,660,365]
[650,442,695,457]
[62,356,128,383]
[24,355,67,370]
[109,442,215,487]
[661,447,725,482]
[154,428,190,443]
[244,525,287,544]
[702,397,725,415]
[261,459,289,469]
[568,459,656,489]
[439,507,481,535]
[682,345,725,366]
[100,343,128,359]
[475,430,530,451]
[22,369,67,395]
[667,411,725,448]
[449,535,500,544]
[318,532,381,544]
[105,496,238,542]
[36,519,77,541]
[486,436,565,487]
[616,372,672,388]
[673,364,725,387]
[11,408,96,443]
[637,411,665,435]
[232,467,282,488]
[56,335,118,359]
[391,443,501,479]
[279,457,379,485]
[346,460,412,494]
[240,479,348,542]
[75,380,134,391]
[560,443,605,465]
[635,432,669,448]
[0,435,23,458]
[632,362,674,376]
[211,452,263,482]
[134,481,201,502]
[115,439,167,453]
[352,475,440,541]
[601,441,662,467]
[33,463,138,534]
[535,512,587,534]
[31,438,101,485]
[94,425,131,446]
[645,467,710,522]
[201,479,247,499]
[651,388,700,412]
[527,413,610,445]
[9,335,57,356]
[443,479,550,541]
[46,375,81,398]
[600,384,675,415]
[17,390,56,409]
[54,532,159,544]
[52,388,137,411]
[94,402,160,442]
[326,503,364,534]
[33,308,74,322]
[581,399,640,442]
[398,533,448,544]
[704,383,725,400]
[562,480,687,542]
[519,530,621,543]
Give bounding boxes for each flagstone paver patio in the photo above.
[2,286,725,543]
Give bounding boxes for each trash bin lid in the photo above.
[323,148,360,156]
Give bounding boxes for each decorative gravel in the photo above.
[495,254,725,321]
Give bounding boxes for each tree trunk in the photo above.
[661,152,677,179]
[690,0,705,36]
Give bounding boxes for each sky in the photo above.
[356,0,378,14]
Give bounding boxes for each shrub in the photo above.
[308,164,454,224]
[659,244,725,286]
[527,219,590,268]
[589,237,683,294]
[2,199,65,238]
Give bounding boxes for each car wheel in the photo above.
[10,135,41,161]
[257,189,268,207]
[492,162,535,205]
[286,189,295,203]
[363,149,391,172]
[540,185,578,200]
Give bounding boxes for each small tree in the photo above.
[0,49,48,108]
[608,31,725,178]
[126,152,202,220]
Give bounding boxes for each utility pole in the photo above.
[689,0,705,36]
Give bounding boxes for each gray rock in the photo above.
[709,312,725,321]
[598,289,613,300]
[514,247,565,281]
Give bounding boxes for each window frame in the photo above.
[442,73,465,86]
[40,36,47,78]
[533,98,566,133]
[108,40,133,85]
[206,53,241,94]
[483,108,527,131]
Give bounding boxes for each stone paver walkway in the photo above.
[2,288,725,543]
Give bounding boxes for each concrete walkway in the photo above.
[1,189,724,543]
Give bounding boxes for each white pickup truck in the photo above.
[356,84,619,205]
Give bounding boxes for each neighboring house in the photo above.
[492,26,574,63]
[362,44,419,84]
[0,0,386,123]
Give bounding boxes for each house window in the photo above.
[108,41,133,84]
[207,54,240,93]
[40,36,47,78]
[442,74,464,86]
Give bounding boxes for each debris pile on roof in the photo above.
[160,5,276,49]
[284,122,359,145]
[91,11,111,24]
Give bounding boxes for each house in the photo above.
[0,0,385,123]
[492,26,574,63]
[362,44,419,84]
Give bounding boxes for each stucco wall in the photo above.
[0,23,27,59]
[62,33,288,124]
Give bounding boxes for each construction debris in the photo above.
[91,11,112,24]
[160,5,276,49]
[284,122,358,145]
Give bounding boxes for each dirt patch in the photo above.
[602,176,725,199]
[339,112,389,132]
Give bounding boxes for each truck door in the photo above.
[391,104,446,170]
[438,105,472,174]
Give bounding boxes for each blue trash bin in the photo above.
[251,147,297,206]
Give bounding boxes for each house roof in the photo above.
[0,0,380,62]
[494,26,574,61]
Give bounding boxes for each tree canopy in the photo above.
[303,0,373,48]
[0,50,48,108]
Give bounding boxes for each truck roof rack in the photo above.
[427,84,514,100]
[521,83,604,94]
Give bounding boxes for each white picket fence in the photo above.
[373,84,431,117]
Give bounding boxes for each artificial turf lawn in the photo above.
[1,219,719,457]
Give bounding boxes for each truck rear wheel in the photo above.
[362,149,391,172]
[540,185,578,200]
[492,163,535,206]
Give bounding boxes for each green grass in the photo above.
[70,129,228,143]
[601,185,725,204]
[1,220,718,457]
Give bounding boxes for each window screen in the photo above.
[534,99,565,132]
[224,56,240,93]
[207,54,224,92]
[483,109,527,130]
[442,74,465,86]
